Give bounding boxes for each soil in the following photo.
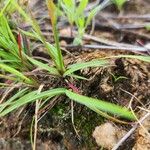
[0,0,150,150]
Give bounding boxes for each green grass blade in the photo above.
[113,0,127,10]
[76,0,88,15]
[0,15,19,59]
[20,29,60,66]
[108,55,150,63]
[0,88,66,117]
[13,1,63,70]
[3,15,17,44]
[0,88,29,113]
[60,2,75,24]
[45,42,59,62]
[26,56,60,76]
[19,29,38,39]
[0,0,12,15]
[85,5,102,27]
[46,0,66,73]
[0,60,17,63]
[0,63,33,84]
[62,0,75,7]
[0,50,19,61]
[11,1,55,58]
[12,0,66,73]
[65,90,135,120]
[85,0,111,28]
[88,106,129,124]
[64,59,109,76]
[20,29,59,65]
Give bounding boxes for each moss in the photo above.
[49,101,104,149]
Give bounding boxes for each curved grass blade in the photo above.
[0,88,29,113]
[11,1,55,60]
[113,0,127,11]
[26,56,60,76]
[68,74,88,80]
[108,55,150,63]
[19,29,59,66]
[0,0,12,14]
[76,0,88,16]
[12,1,64,71]
[0,15,17,49]
[20,30,59,66]
[64,59,109,76]
[62,0,75,7]
[89,106,129,124]
[65,90,136,120]
[85,0,111,28]
[0,63,33,84]
[0,88,66,117]
[0,60,18,63]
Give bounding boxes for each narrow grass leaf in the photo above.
[13,0,65,72]
[77,0,88,16]
[4,15,17,44]
[0,0,12,14]
[13,2,54,54]
[26,56,60,76]
[113,0,127,10]
[108,55,150,63]
[46,0,65,73]
[0,60,17,63]
[64,59,109,76]
[20,29,58,64]
[85,5,102,27]
[0,88,29,113]
[65,90,136,120]
[0,50,19,61]
[89,106,129,124]
[0,63,33,84]
[62,0,75,7]
[0,88,66,117]
[13,2,61,69]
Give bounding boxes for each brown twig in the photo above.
[94,20,150,40]
[99,13,150,21]
[81,32,146,48]
[65,44,148,55]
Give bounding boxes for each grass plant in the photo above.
[1,0,150,126]
[59,0,109,45]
